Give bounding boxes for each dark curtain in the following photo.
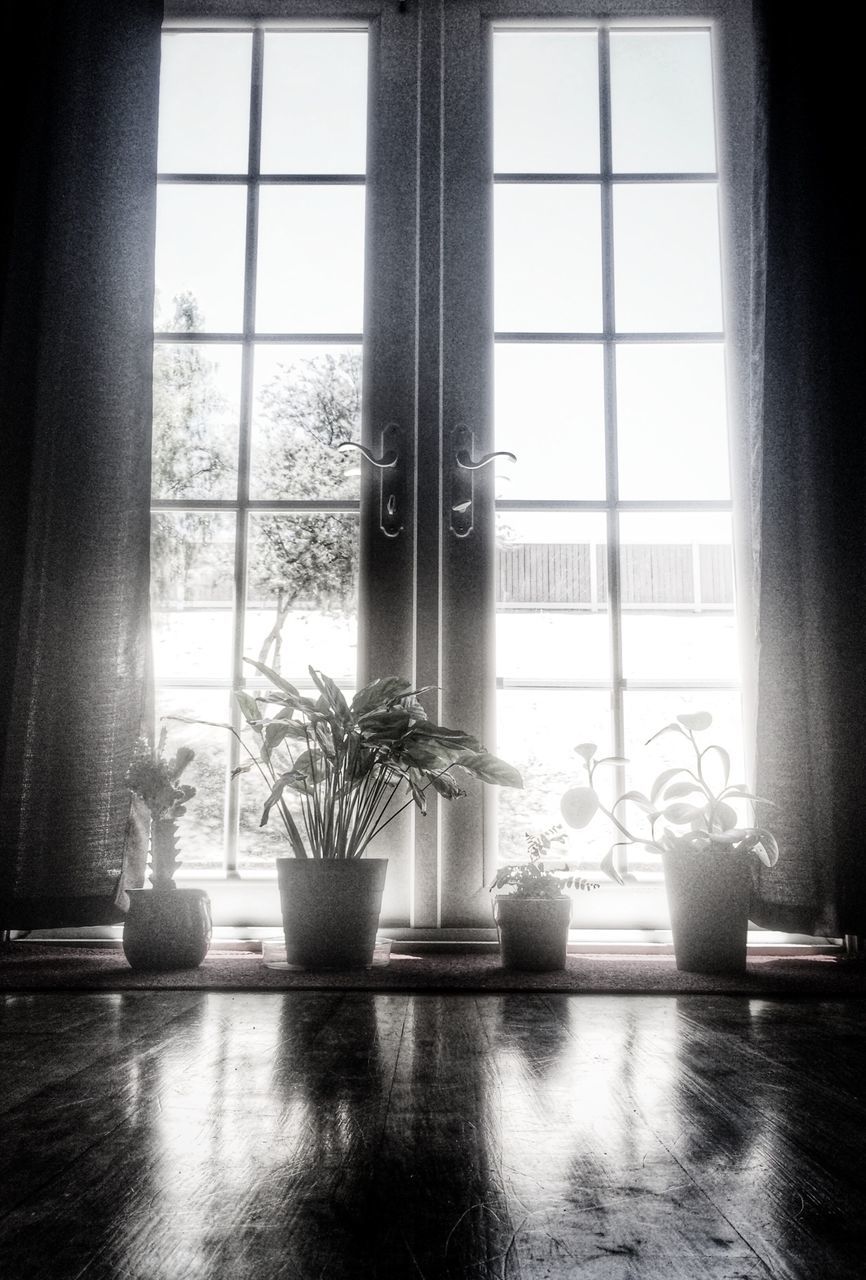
[0,1,163,928]
[750,5,866,935]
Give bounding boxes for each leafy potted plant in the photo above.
[181,660,522,969]
[560,712,779,973]
[121,729,212,971]
[490,826,601,971]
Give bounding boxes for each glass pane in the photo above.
[610,31,716,174]
[151,513,236,681]
[250,345,361,500]
[256,187,365,333]
[494,185,602,332]
[618,513,738,683]
[244,514,359,683]
[495,689,616,870]
[616,344,729,500]
[494,344,605,499]
[623,689,746,871]
[493,31,600,173]
[496,513,610,684]
[158,32,252,174]
[261,32,367,174]
[155,186,247,333]
[613,184,722,333]
[156,688,232,872]
[152,343,241,500]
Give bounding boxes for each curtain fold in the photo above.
[749,4,866,935]
[0,1,163,928]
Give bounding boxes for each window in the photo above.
[155,0,754,929]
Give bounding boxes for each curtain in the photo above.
[749,5,866,936]
[0,1,163,928]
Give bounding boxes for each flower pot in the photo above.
[277,857,388,970]
[494,895,572,972]
[122,887,212,971]
[662,846,751,974]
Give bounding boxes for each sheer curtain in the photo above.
[749,3,866,936]
[0,1,163,927]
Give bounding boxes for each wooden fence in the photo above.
[496,542,733,609]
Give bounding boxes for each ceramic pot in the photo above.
[277,857,388,970]
[662,845,751,973]
[122,887,212,971]
[494,895,572,971]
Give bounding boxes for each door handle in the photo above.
[337,423,403,537]
[449,427,516,537]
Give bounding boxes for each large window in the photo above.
[156,0,754,929]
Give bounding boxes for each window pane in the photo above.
[494,185,602,332]
[244,514,359,684]
[151,513,236,681]
[156,688,232,873]
[493,31,600,173]
[618,513,738,683]
[616,344,729,500]
[496,689,616,869]
[494,344,605,500]
[155,185,247,332]
[152,343,241,500]
[496,513,610,684]
[610,31,716,174]
[613,184,722,333]
[158,32,252,174]
[250,345,361,500]
[261,32,367,174]
[256,187,365,333]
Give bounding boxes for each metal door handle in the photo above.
[336,423,403,537]
[455,447,517,471]
[449,428,516,537]
[337,440,398,470]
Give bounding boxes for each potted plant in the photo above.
[560,712,779,973]
[181,660,522,969]
[490,826,601,971]
[121,729,212,971]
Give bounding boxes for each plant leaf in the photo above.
[264,719,303,751]
[593,755,629,769]
[700,743,730,788]
[677,710,713,731]
[242,657,300,699]
[613,789,655,814]
[650,767,691,804]
[600,846,626,886]
[645,722,688,746]
[714,801,739,831]
[350,676,415,717]
[308,666,350,721]
[661,802,706,824]
[459,751,523,788]
[560,786,599,829]
[235,690,262,730]
[663,780,705,801]
[574,743,597,762]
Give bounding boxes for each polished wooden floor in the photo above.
[0,991,864,1278]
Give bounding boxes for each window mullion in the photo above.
[224,26,264,877]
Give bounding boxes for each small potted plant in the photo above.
[490,826,601,971]
[121,729,211,971]
[178,660,522,969]
[560,712,779,973]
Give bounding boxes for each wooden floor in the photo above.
[0,992,864,1278]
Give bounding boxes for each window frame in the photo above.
[158,0,758,935]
